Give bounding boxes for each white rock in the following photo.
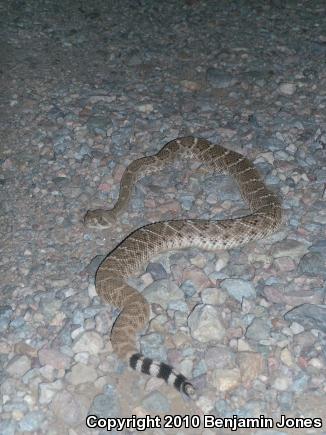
[72,331,103,355]
[210,368,241,391]
[279,82,296,95]
[188,304,226,342]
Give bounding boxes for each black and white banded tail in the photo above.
[129,353,196,398]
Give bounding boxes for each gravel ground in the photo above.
[1,1,326,434]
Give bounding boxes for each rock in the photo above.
[272,239,308,258]
[210,368,241,391]
[6,355,31,377]
[0,420,16,435]
[220,279,256,302]
[188,305,226,343]
[309,240,326,256]
[246,318,271,341]
[215,252,230,272]
[142,279,184,309]
[206,68,237,88]
[146,262,168,280]
[201,287,222,305]
[66,363,98,385]
[237,352,264,382]
[38,348,71,370]
[72,331,104,355]
[180,280,197,298]
[89,385,120,418]
[18,411,44,432]
[51,390,88,425]
[39,380,63,404]
[298,252,324,275]
[142,391,170,413]
[279,82,296,95]
[205,346,234,370]
[284,304,326,333]
[273,376,291,391]
[280,348,294,366]
[140,333,167,361]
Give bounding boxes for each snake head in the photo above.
[84,209,115,229]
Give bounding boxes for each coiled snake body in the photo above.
[84,137,282,398]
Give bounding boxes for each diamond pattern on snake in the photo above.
[84,136,282,398]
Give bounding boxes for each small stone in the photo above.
[220,279,256,302]
[89,386,120,418]
[39,380,63,404]
[66,363,98,385]
[180,280,197,298]
[309,358,323,369]
[215,252,230,271]
[280,348,293,366]
[205,345,234,370]
[142,279,184,309]
[38,348,71,370]
[140,333,167,361]
[284,304,326,333]
[51,390,88,425]
[210,368,241,391]
[146,263,168,280]
[6,355,31,377]
[206,68,237,88]
[142,391,170,413]
[289,322,305,334]
[246,318,271,341]
[188,305,226,343]
[137,103,154,113]
[190,253,207,268]
[201,287,222,305]
[279,82,296,95]
[180,80,201,91]
[273,376,290,391]
[272,239,308,258]
[18,411,44,432]
[237,352,263,382]
[298,252,324,276]
[274,257,296,272]
[72,331,104,355]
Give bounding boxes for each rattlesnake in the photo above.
[84,136,282,398]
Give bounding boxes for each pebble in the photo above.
[206,68,238,88]
[188,304,226,342]
[214,252,230,272]
[298,252,324,275]
[145,262,168,280]
[140,333,167,361]
[38,348,71,370]
[273,376,291,391]
[72,331,104,355]
[142,279,184,309]
[5,355,32,378]
[210,368,241,391]
[279,82,297,95]
[246,318,271,341]
[272,239,309,258]
[237,351,263,382]
[18,411,44,432]
[89,386,120,418]
[66,362,98,385]
[141,391,170,413]
[220,278,256,302]
[285,304,326,333]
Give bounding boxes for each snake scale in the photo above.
[84,136,282,398]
